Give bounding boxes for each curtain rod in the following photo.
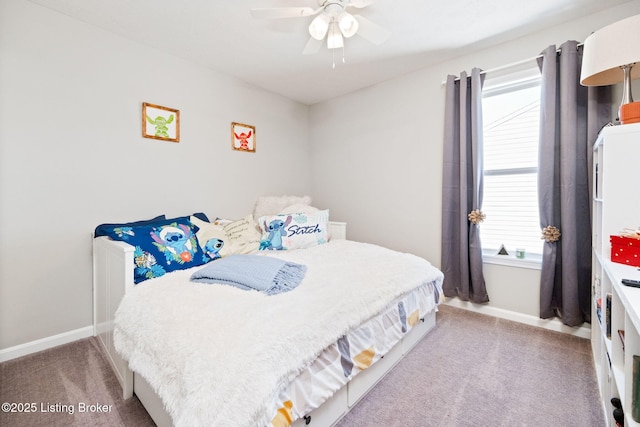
[443,42,583,84]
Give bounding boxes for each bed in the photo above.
[92,202,444,427]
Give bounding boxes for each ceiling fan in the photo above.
[250,0,391,56]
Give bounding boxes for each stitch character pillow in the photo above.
[258,210,329,251]
[105,218,209,283]
[190,216,229,260]
[93,215,166,238]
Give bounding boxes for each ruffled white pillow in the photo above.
[253,195,312,219]
[278,203,319,215]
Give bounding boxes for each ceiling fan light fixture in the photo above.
[338,12,358,38]
[250,0,389,60]
[309,13,330,40]
[327,21,344,49]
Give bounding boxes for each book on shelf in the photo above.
[633,355,640,422]
[606,293,612,339]
[595,162,598,197]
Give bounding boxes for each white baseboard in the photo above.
[443,299,591,339]
[0,325,93,363]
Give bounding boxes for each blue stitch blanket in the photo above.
[190,254,306,295]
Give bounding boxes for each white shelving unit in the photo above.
[592,123,640,427]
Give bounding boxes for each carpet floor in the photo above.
[335,305,604,427]
[0,305,604,427]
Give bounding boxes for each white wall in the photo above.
[309,1,640,323]
[0,0,311,351]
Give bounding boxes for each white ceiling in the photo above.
[27,0,632,105]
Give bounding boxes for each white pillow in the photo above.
[278,203,319,215]
[253,195,312,219]
[222,215,262,254]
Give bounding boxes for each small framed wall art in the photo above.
[231,122,256,152]
[142,102,180,142]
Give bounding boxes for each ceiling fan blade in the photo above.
[302,37,323,55]
[348,0,376,8]
[352,14,391,45]
[250,7,316,19]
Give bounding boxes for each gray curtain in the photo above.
[537,40,611,326]
[441,68,489,303]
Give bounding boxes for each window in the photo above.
[480,68,542,263]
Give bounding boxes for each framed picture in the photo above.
[231,122,256,152]
[142,102,180,142]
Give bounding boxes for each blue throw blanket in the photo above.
[190,254,306,295]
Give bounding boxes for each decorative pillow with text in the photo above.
[222,215,262,254]
[258,210,329,251]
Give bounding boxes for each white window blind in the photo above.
[480,77,543,256]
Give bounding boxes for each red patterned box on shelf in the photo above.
[610,235,640,267]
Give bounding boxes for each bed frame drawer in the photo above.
[402,313,436,354]
[292,386,348,427]
[347,341,402,406]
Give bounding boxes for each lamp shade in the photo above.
[338,12,359,38]
[309,14,330,40]
[580,14,640,86]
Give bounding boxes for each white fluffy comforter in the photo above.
[114,240,444,427]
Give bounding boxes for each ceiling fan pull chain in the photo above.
[342,46,346,64]
[332,49,336,69]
